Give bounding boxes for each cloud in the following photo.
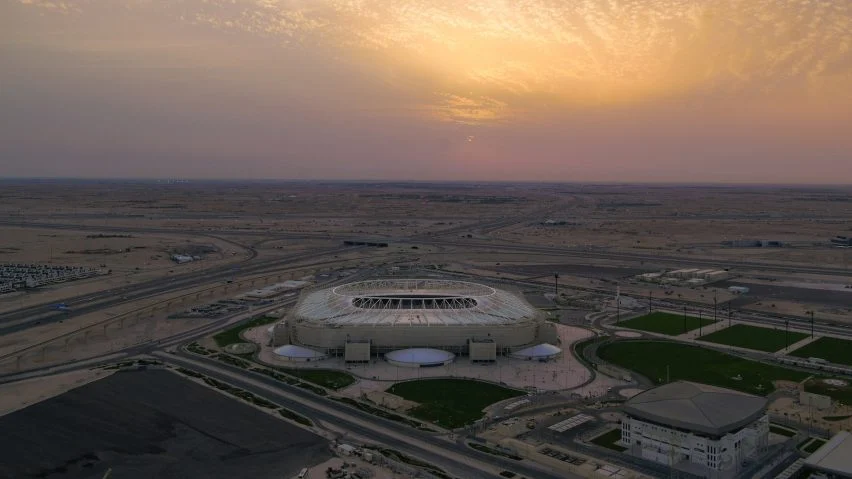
[11,0,852,126]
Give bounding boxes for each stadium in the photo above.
[271,278,560,366]
[621,381,769,473]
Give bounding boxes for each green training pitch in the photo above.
[790,337,852,366]
[618,312,714,336]
[597,341,810,395]
[698,324,808,352]
[387,379,524,428]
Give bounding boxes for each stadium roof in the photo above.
[804,431,852,477]
[293,279,540,327]
[623,381,767,436]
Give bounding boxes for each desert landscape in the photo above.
[0,180,850,479]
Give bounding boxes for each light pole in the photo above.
[785,320,790,350]
[713,291,718,323]
[554,273,559,297]
[808,310,815,338]
[648,290,652,315]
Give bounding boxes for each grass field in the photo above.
[803,438,827,454]
[618,312,714,336]
[278,368,355,390]
[698,324,808,352]
[770,425,796,437]
[387,379,524,428]
[590,429,626,452]
[790,337,852,366]
[597,341,810,395]
[213,315,278,347]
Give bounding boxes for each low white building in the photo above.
[621,381,768,475]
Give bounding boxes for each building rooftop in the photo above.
[804,431,852,478]
[623,381,767,436]
[293,279,540,327]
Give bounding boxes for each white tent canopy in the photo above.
[510,343,562,360]
[273,344,327,362]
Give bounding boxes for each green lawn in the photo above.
[770,425,796,437]
[790,337,852,366]
[213,315,278,347]
[278,368,355,390]
[597,341,810,395]
[590,429,626,452]
[618,312,714,336]
[698,324,808,352]
[803,438,827,454]
[387,379,524,428]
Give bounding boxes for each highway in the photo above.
[422,238,852,277]
[158,350,572,479]
[0,245,359,334]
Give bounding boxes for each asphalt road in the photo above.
[0,245,355,335]
[161,351,576,479]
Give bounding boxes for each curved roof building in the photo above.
[288,278,544,352]
[623,381,768,436]
[385,348,455,368]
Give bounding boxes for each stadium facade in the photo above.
[272,278,559,365]
[621,381,769,474]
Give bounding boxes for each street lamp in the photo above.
[713,291,718,323]
[648,290,653,315]
[808,310,815,338]
[554,273,559,297]
[785,320,790,350]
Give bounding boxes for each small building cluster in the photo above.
[831,236,852,248]
[638,268,728,287]
[722,240,785,248]
[170,254,199,264]
[0,263,98,294]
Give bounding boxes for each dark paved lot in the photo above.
[719,281,852,308]
[0,369,330,479]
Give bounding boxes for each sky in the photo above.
[1,0,851,184]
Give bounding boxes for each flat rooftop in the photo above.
[804,431,852,477]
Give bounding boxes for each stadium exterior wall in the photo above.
[292,321,538,351]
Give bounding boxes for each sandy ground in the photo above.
[304,456,409,479]
[0,368,114,417]
[0,227,252,312]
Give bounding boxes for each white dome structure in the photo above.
[273,344,327,362]
[385,348,455,368]
[510,343,562,360]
